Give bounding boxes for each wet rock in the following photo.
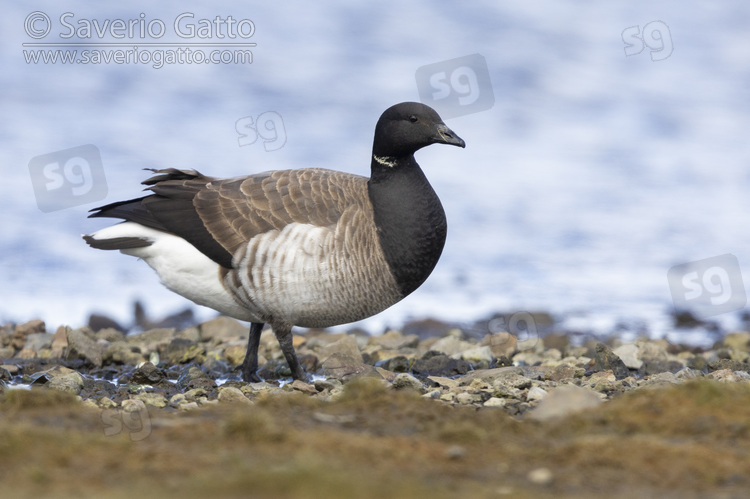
[12,319,46,350]
[46,370,84,395]
[528,385,603,421]
[392,373,425,392]
[412,352,470,377]
[65,327,104,367]
[80,377,117,399]
[177,365,215,391]
[131,362,169,387]
[0,366,10,381]
[591,343,629,380]
[218,386,252,404]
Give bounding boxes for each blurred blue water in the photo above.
[2,2,750,344]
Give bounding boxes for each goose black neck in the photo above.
[368,155,447,297]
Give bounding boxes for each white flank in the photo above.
[86,222,257,321]
[234,222,336,324]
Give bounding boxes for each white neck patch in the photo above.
[373,155,397,168]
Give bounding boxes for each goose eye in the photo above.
[409,115,418,123]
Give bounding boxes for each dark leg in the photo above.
[240,322,264,382]
[273,323,308,381]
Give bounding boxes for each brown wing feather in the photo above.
[194,169,369,259]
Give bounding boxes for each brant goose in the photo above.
[83,102,465,381]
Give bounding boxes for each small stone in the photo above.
[319,335,363,364]
[430,336,473,356]
[46,371,84,395]
[121,398,147,413]
[178,401,200,411]
[423,390,441,399]
[483,397,507,408]
[528,385,603,421]
[224,344,247,366]
[66,327,104,367]
[456,392,482,405]
[591,343,630,380]
[12,319,46,350]
[457,346,494,363]
[103,341,145,366]
[184,388,208,401]
[427,376,459,390]
[445,445,466,460]
[218,386,252,404]
[483,332,518,358]
[131,362,168,386]
[133,392,168,408]
[169,393,187,407]
[612,344,643,370]
[98,397,118,409]
[526,386,548,402]
[412,353,471,377]
[290,379,317,395]
[0,365,18,375]
[322,353,377,381]
[200,316,248,341]
[527,467,553,485]
[392,373,425,392]
[23,333,54,352]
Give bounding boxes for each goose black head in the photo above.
[372,102,465,160]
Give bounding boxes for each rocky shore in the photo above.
[2,314,750,417]
[2,314,750,498]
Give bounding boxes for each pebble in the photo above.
[218,386,252,404]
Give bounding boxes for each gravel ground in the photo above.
[2,315,750,498]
